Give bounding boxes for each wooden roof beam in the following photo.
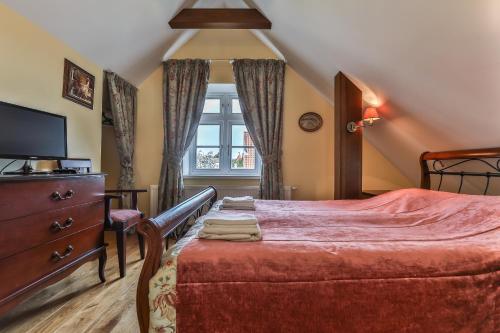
[169,9,271,29]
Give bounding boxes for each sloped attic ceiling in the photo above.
[1,0,229,86]
[3,0,500,185]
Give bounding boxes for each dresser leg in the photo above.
[98,250,107,283]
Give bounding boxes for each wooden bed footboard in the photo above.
[136,186,217,333]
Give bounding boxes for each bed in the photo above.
[136,148,500,333]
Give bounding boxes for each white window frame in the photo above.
[185,90,261,177]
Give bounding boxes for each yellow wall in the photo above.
[134,67,164,200]
[0,4,103,170]
[281,68,334,199]
[363,138,413,190]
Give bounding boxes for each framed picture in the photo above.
[298,112,323,132]
[62,59,95,109]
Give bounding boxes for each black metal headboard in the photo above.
[420,148,500,194]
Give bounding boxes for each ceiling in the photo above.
[3,0,500,184]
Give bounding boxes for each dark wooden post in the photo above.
[419,152,431,189]
[334,72,363,199]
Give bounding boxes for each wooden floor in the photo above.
[0,233,143,333]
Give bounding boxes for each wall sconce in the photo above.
[346,107,381,133]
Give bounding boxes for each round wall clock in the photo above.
[298,112,323,132]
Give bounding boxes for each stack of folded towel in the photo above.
[220,196,255,210]
[198,213,262,241]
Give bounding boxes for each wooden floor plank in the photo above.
[0,233,142,333]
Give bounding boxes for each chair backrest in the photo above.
[58,159,92,173]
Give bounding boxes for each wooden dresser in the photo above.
[0,173,107,316]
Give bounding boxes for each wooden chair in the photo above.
[59,158,147,278]
[104,189,147,278]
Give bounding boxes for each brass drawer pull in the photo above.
[51,190,75,201]
[51,245,74,261]
[51,218,74,231]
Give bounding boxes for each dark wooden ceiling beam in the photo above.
[169,9,271,29]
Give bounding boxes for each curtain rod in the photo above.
[208,58,287,63]
[166,58,287,63]
[209,59,235,63]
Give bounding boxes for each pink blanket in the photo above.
[149,189,500,332]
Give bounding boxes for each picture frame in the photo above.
[62,59,95,109]
[298,112,323,132]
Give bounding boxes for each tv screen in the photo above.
[0,101,67,160]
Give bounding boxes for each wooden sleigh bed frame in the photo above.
[136,147,500,332]
[136,187,218,332]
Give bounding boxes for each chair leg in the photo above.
[116,229,127,278]
[137,232,145,259]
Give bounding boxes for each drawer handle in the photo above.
[51,245,74,261]
[51,218,74,231]
[51,190,75,201]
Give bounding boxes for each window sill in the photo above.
[184,175,261,180]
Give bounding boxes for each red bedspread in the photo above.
[153,189,500,332]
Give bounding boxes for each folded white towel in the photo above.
[220,204,256,211]
[202,225,260,235]
[198,213,261,241]
[223,196,254,204]
[198,224,262,241]
[197,232,262,241]
[220,196,256,211]
[204,214,258,226]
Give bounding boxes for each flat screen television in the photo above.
[0,101,67,160]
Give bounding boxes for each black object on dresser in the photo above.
[0,173,107,316]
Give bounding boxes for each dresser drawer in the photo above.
[0,201,104,260]
[0,224,104,301]
[0,175,104,221]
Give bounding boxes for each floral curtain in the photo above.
[104,71,137,190]
[232,59,286,200]
[158,59,210,210]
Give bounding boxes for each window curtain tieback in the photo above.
[166,154,183,167]
[262,152,281,164]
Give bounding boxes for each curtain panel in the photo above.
[104,71,138,191]
[158,59,210,210]
[232,59,286,200]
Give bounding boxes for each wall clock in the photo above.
[298,112,323,132]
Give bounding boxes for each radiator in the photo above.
[149,185,295,217]
[149,185,159,217]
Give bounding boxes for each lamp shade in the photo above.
[363,107,380,120]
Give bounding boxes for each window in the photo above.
[185,84,261,177]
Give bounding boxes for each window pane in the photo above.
[232,99,242,113]
[231,147,256,169]
[197,125,220,146]
[196,148,220,169]
[203,99,221,113]
[231,125,253,146]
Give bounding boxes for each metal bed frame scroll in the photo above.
[420,147,500,194]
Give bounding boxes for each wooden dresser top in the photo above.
[0,173,105,183]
